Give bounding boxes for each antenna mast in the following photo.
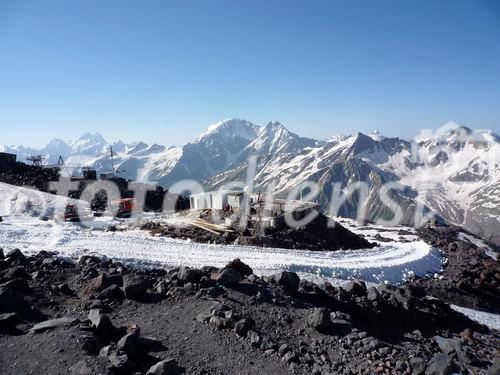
[109,146,115,175]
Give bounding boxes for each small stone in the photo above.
[69,360,92,375]
[196,311,213,323]
[247,330,262,347]
[367,287,379,301]
[117,332,140,358]
[78,334,99,354]
[308,308,330,331]
[146,358,180,375]
[99,345,113,357]
[234,318,253,337]
[108,352,130,372]
[260,336,275,351]
[279,344,291,356]
[88,309,115,334]
[282,351,299,364]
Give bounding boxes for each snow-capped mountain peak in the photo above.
[41,138,72,156]
[197,118,260,142]
[71,132,108,155]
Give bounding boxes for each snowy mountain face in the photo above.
[2,121,498,242]
[207,126,499,243]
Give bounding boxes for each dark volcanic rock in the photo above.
[83,273,123,296]
[0,287,24,313]
[177,267,204,283]
[234,318,254,337]
[410,357,427,374]
[224,258,253,277]
[0,312,20,331]
[108,352,130,373]
[116,331,140,358]
[2,266,30,281]
[0,278,31,293]
[88,309,115,334]
[274,271,300,293]
[487,356,500,375]
[5,248,26,263]
[216,268,241,287]
[123,274,151,300]
[425,353,456,375]
[308,308,331,331]
[95,284,125,301]
[344,280,367,297]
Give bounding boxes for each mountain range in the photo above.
[1,119,498,243]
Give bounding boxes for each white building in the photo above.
[189,190,258,210]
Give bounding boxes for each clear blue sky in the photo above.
[1,0,499,147]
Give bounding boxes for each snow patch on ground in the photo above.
[451,305,500,331]
[0,182,86,218]
[0,215,442,286]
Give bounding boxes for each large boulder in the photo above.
[177,267,204,283]
[224,259,253,277]
[0,287,24,313]
[83,273,123,296]
[410,357,427,375]
[274,271,300,293]
[344,280,367,297]
[425,353,456,375]
[0,278,30,293]
[123,275,150,300]
[1,266,30,281]
[95,284,125,301]
[216,268,241,287]
[5,249,26,264]
[487,356,500,375]
[0,312,20,331]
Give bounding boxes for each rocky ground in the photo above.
[0,229,499,375]
[415,225,500,314]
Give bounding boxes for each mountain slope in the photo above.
[2,121,498,241]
